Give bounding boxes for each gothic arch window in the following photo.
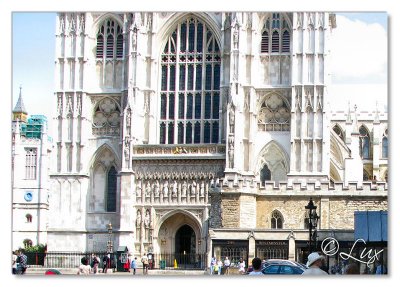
[271,210,283,229]
[25,214,33,223]
[260,164,271,184]
[159,17,221,144]
[359,126,371,159]
[106,166,117,212]
[260,13,291,54]
[96,19,123,59]
[382,129,388,159]
[92,98,121,136]
[257,93,290,131]
[333,124,345,142]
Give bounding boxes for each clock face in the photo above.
[24,192,33,202]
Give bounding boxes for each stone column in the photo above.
[288,231,296,261]
[248,234,255,261]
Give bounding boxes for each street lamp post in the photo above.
[107,223,113,253]
[305,198,319,255]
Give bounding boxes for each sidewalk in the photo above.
[25,268,208,276]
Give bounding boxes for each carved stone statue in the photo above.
[144,209,150,228]
[200,181,205,197]
[181,181,187,197]
[171,180,178,197]
[163,181,169,197]
[229,105,235,134]
[154,180,160,197]
[190,181,197,196]
[145,182,151,197]
[136,210,142,227]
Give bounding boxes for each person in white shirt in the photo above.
[217,258,223,275]
[301,252,328,275]
[77,257,92,275]
[223,256,231,275]
[238,258,246,274]
[248,257,263,275]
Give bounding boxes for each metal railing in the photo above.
[24,252,207,270]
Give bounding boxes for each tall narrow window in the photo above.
[25,148,37,179]
[160,17,221,144]
[96,19,123,59]
[359,126,371,159]
[26,214,33,223]
[271,210,283,229]
[382,136,388,158]
[106,166,117,212]
[260,14,291,54]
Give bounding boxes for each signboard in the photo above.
[121,253,128,263]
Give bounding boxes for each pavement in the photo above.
[25,267,209,276]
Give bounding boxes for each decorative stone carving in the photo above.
[228,105,235,134]
[136,210,142,227]
[144,209,151,228]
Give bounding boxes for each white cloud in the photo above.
[330,15,387,84]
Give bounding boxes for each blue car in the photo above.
[261,259,307,275]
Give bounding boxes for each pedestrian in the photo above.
[91,253,99,274]
[217,258,223,275]
[344,263,360,274]
[12,250,18,274]
[238,258,246,274]
[130,257,137,275]
[124,254,131,272]
[375,260,387,274]
[77,257,91,275]
[248,257,263,275]
[141,252,149,274]
[210,256,216,275]
[16,249,28,275]
[301,252,328,275]
[102,253,110,273]
[223,256,231,275]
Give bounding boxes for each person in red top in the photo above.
[123,254,131,272]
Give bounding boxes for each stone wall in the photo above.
[329,198,388,229]
[256,198,311,229]
[221,194,240,228]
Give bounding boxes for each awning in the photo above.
[354,211,387,242]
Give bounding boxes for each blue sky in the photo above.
[11,12,388,119]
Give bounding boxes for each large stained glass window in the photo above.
[160,17,221,144]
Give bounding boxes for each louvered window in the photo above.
[96,19,123,59]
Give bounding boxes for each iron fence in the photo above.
[24,252,207,270]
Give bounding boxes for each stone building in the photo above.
[47,12,387,267]
[12,88,53,250]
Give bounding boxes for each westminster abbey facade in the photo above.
[47,12,387,267]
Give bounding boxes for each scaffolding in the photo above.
[20,115,47,139]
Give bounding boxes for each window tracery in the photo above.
[271,210,283,229]
[257,94,290,131]
[92,98,121,136]
[159,17,220,144]
[96,19,124,59]
[261,13,291,54]
[359,126,371,159]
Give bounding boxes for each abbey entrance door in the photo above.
[175,225,196,265]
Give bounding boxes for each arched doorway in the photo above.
[175,224,197,266]
[175,224,196,254]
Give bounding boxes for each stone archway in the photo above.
[156,211,202,255]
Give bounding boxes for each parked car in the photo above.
[261,259,307,275]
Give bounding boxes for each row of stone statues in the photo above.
[136,180,209,198]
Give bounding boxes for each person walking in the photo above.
[217,258,223,275]
[210,256,217,275]
[102,254,110,273]
[223,256,231,275]
[302,252,328,275]
[141,253,149,275]
[238,258,246,274]
[91,253,100,274]
[130,257,137,275]
[16,249,28,275]
[12,251,18,274]
[248,257,263,275]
